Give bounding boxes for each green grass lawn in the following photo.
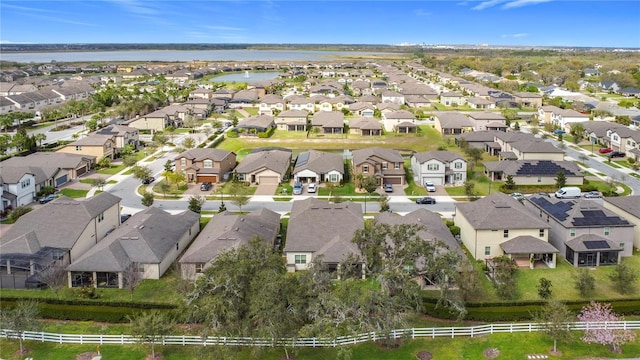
[96,164,127,175]
[59,188,89,198]
[2,329,639,360]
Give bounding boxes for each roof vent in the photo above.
[138,225,145,229]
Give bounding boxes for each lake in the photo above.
[1,49,398,64]
[212,71,283,82]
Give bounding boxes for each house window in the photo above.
[195,263,205,273]
[604,227,610,236]
[395,162,400,169]
[329,174,338,182]
[76,145,82,151]
[52,250,65,260]
[427,163,440,171]
[570,228,576,237]
[294,254,307,264]
[134,263,145,272]
[539,229,545,238]
[537,176,541,183]
[503,230,509,238]
[181,158,186,167]
[454,161,462,169]
[21,179,31,188]
[97,212,104,222]
[381,162,388,170]
[203,160,213,168]
[454,173,463,181]
[484,246,491,256]
[620,243,625,251]
[362,165,369,173]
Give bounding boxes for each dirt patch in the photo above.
[483,348,500,359]
[416,351,433,360]
[76,352,98,360]
[144,353,163,360]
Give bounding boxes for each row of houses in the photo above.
[578,121,640,162]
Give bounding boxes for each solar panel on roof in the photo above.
[295,152,310,166]
[584,240,610,250]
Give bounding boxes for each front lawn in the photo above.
[59,188,89,198]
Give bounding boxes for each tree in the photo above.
[608,262,637,295]
[464,181,478,201]
[0,134,11,155]
[122,155,137,168]
[85,118,99,132]
[188,195,205,214]
[128,310,175,359]
[182,136,196,149]
[0,300,41,355]
[91,177,107,191]
[537,277,553,299]
[491,256,517,300]
[455,264,483,302]
[578,301,636,353]
[132,165,152,182]
[378,194,390,212]
[465,147,484,168]
[163,160,173,173]
[228,182,250,212]
[554,171,567,189]
[504,175,516,190]
[361,175,378,214]
[33,133,46,148]
[141,191,154,207]
[37,264,67,299]
[574,268,595,297]
[123,264,144,301]
[97,157,111,169]
[535,299,574,354]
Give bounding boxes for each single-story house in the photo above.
[292,150,344,184]
[234,149,292,185]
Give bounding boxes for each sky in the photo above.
[1,1,639,48]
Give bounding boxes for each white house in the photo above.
[411,151,467,186]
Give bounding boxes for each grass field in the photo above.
[58,188,89,198]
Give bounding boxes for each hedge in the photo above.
[207,135,225,148]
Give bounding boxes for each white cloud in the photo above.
[108,0,158,15]
[502,0,553,9]
[472,0,506,10]
[202,25,245,32]
[501,33,529,38]
[413,9,432,16]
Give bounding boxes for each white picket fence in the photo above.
[2,321,639,348]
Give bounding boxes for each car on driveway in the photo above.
[384,183,393,193]
[200,181,212,191]
[307,183,317,193]
[608,151,625,158]
[425,181,436,192]
[293,182,303,195]
[141,176,155,184]
[599,148,613,154]
[584,191,603,198]
[509,192,525,200]
[39,194,56,204]
[415,197,436,204]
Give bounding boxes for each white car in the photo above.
[307,183,317,193]
[425,181,436,192]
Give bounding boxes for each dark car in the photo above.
[141,176,155,184]
[384,183,393,193]
[39,194,56,204]
[608,151,625,158]
[120,214,132,223]
[200,181,212,191]
[415,197,436,204]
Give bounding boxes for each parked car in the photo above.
[200,181,212,191]
[39,194,56,204]
[425,181,436,192]
[509,192,525,200]
[415,197,436,204]
[307,183,317,193]
[293,182,303,195]
[553,129,566,135]
[584,191,603,199]
[608,151,625,158]
[120,214,132,223]
[384,183,393,192]
[598,148,613,154]
[141,176,155,184]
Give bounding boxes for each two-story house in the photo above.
[352,147,405,185]
[439,92,466,106]
[274,109,308,132]
[95,124,139,156]
[411,151,467,186]
[174,148,237,184]
[0,168,36,208]
[381,109,417,133]
[525,196,634,267]
[467,112,507,132]
[258,94,285,115]
[603,196,640,251]
[57,133,116,161]
[609,127,640,160]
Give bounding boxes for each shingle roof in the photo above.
[500,236,558,254]
[234,149,291,176]
[284,198,363,263]
[0,193,121,254]
[603,196,640,218]
[352,147,403,166]
[483,160,582,177]
[413,151,465,164]
[67,207,200,272]
[349,117,382,130]
[311,111,344,128]
[436,112,473,128]
[565,234,621,252]
[527,196,633,228]
[456,192,549,230]
[510,140,564,153]
[293,150,344,175]
[175,148,234,162]
[179,209,280,264]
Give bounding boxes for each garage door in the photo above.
[55,175,68,187]
[76,166,87,176]
[258,176,279,185]
[384,176,403,185]
[198,175,218,183]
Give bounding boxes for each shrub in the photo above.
[8,206,32,222]
[75,286,99,299]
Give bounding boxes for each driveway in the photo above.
[254,183,278,195]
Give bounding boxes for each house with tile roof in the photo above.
[411,151,467,186]
[292,150,344,184]
[234,149,292,185]
[352,147,405,185]
[179,208,281,280]
[524,196,634,267]
[0,193,121,288]
[603,196,640,250]
[453,193,556,268]
[284,198,364,275]
[67,207,199,287]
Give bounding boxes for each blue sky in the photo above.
[1,1,639,48]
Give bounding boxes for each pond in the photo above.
[211,71,283,83]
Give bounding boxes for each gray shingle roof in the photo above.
[234,149,291,176]
[175,148,234,162]
[293,150,344,175]
[500,235,558,254]
[436,112,473,128]
[352,147,404,166]
[67,207,199,272]
[456,193,550,230]
[179,208,280,264]
[0,193,121,254]
[413,151,465,164]
[604,196,640,218]
[527,196,633,229]
[484,160,582,177]
[284,198,363,263]
[565,234,621,252]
